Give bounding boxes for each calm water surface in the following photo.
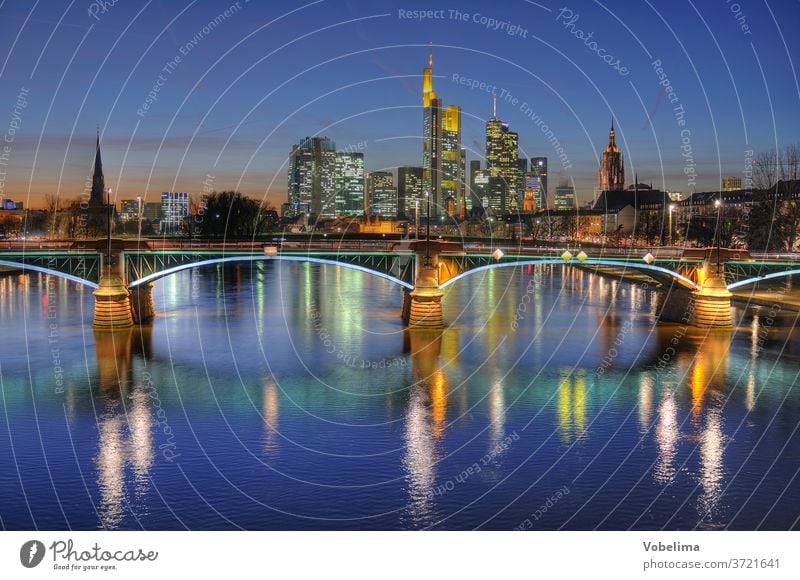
[0,262,799,530]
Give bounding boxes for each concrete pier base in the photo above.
[408,267,444,329]
[692,275,733,328]
[129,283,155,324]
[93,273,133,329]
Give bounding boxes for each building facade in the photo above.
[334,152,365,215]
[398,166,423,218]
[160,191,189,234]
[287,136,337,218]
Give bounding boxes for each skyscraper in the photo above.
[597,120,624,193]
[335,152,365,215]
[160,192,189,234]
[287,136,337,218]
[421,48,462,217]
[441,105,463,215]
[470,160,489,210]
[530,157,548,209]
[485,97,520,213]
[398,166,423,218]
[422,48,442,216]
[554,181,577,210]
[367,171,396,217]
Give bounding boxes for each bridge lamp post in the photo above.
[714,198,722,275]
[424,191,431,267]
[669,203,676,245]
[415,199,420,240]
[106,187,113,270]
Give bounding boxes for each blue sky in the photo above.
[0,0,798,208]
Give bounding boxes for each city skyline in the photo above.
[0,0,797,209]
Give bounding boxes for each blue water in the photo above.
[0,263,798,530]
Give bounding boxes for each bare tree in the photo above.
[753,150,778,190]
[779,143,800,182]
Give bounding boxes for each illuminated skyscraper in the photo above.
[597,120,624,194]
[398,166,423,218]
[335,152,365,215]
[554,181,577,210]
[421,48,462,217]
[530,157,548,208]
[485,97,520,213]
[470,160,489,209]
[367,171,396,217]
[441,105,463,215]
[287,136,337,218]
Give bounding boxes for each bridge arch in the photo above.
[0,260,99,288]
[438,259,701,291]
[127,255,414,290]
[727,268,800,291]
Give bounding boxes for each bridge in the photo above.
[0,239,798,329]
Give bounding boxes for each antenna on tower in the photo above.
[493,92,497,117]
[428,41,433,67]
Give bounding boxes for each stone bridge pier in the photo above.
[92,240,155,330]
[659,263,732,328]
[402,240,462,329]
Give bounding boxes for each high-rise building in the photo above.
[160,192,189,234]
[459,148,467,212]
[441,105,463,215]
[367,171,396,217]
[554,181,577,210]
[120,198,143,222]
[524,172,544,211]
[469,160,489,209]
[597,120,624,194]
[421,48,462,217]
[485,98,520,213]
[530,157,548,209]
[722,176,742,191]
[287,136,337,218]
[398,166,423,218]
[335,152,365,215]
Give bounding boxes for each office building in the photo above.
[398,166,423,218]
[287,136,337,218]
[530,157,548,209]
[554,181,577,210]
[160,191,189,234]
[335,152,365,215]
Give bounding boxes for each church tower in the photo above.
[90,131,106,207]
[596,120,624,193]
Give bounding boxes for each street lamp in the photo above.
[714,198,722,275]
[106,187,113,270]
[668,203,676,245]
[415,198,420,240]
[424,191,431,267]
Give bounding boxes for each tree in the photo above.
[195,191,279,238]
[746,200,785,251]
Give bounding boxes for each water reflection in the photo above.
[557,368,587,442]
[92,328,155,529]
[263,378,280,456]
[401,329,456,526]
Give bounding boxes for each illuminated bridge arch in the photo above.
[438,259,701,291]
[127,255,415,290]
[0,259,99,289]
[727,268,800,291]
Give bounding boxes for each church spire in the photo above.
[90,130,106,207]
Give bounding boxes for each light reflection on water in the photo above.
[0,262,798,530]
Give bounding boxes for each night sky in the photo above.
[0,0,797,209]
